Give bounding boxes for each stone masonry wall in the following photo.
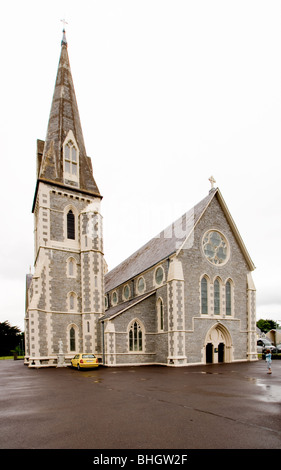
[179,194,251,363]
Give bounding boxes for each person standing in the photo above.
[265,349,272,374]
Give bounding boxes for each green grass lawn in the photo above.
[0,356,24,360]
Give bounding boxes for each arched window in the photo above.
[65,140,78,177]
[70,327,76,352]
[67,257,76,277]
[226,281,232,315]
[69,259,74,276]
[129,321,143,352]
[69,293,75,310]
[201,277,208,314]
[67,210,75,240]
[68,292,77,311]
[214,279,221,315]
[157,298,164,331]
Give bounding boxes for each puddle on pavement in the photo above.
[190,371,222,375]
[77,371,103,382]
[246,376,281,403]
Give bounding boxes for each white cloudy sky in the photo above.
[1,0,281,331]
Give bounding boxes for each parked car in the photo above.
[276,343,281,354]
[257,338,277,354]
[71,353,99,370]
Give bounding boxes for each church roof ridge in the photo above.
[101,290,157,321]
[105,187,255,292]
[105,190,216,292]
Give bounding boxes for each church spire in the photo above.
[38,30,101,197]
[61,28,67,47]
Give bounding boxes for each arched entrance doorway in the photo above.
[206,343,213,363]
[218,342,224,363]
[204,323,232,364]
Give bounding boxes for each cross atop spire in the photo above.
[60,19,68,46]
[61,28,67,47]
[36,28,101,199]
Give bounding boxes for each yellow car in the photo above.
[71,353,99,370]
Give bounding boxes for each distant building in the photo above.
[266,330,281,345]
[25,31,257,367]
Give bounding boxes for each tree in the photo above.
[0,321,23,356]
[257,319,280,334]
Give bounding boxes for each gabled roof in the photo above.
[210,189,255,271]
[105,190,215,292]
[101,291,156,321]
[38,30,101,197]
[105,188,255,293]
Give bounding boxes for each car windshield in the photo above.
[264,340,272,345]
[82,354,95,358]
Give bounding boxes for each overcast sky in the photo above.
[1,0,281,331]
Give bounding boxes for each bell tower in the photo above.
[25,30,104,367]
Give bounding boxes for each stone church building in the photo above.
[25,32,257,367]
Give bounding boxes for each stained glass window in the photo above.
[155,267,164,285]
[203,231,228,265]
[214,279,220,314]
[123,285,130,300]
[158,299,164,331]
[201,277,208,314]
[129,321,143,351]
[137,277,145,293]
[70,327,75,351]
[226,281,232,315]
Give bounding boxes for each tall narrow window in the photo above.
[129,321,143,352]
[65,141,78,177]
[201,277,208,314]
[69,293,75,310]
[70,327,76,351]
[214,279,220,315]
[69,259,74,276]
[67,210,75,239]
[157,299,164,331]
[226,281,232,315]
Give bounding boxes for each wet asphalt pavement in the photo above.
[1,359,281,451]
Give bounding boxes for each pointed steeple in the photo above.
[38,30,101,197]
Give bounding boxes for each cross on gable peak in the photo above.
[209,175,216,190]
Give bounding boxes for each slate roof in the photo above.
[105,190,217,292]
[101,291,156,321]
[105,187,256,293]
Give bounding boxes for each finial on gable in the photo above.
[208,175,216,192]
